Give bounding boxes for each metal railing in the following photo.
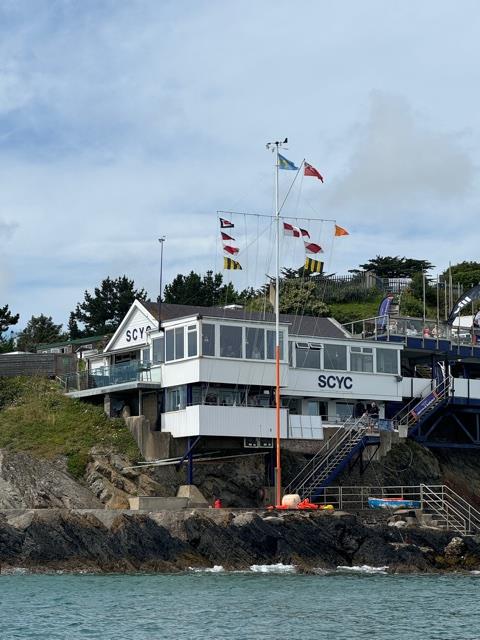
[420,484,480,535]
[285,417,369,497]
[392,377,450,432]
[60,360,154,392]
[342,314,478,347]
[310,484,480,535]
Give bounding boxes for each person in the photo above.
[353,401,366,419]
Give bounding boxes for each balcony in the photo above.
[61,361,156,393]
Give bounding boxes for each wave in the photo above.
[249,564,296,573]
[188,565,225,573]
[336,565,389,574]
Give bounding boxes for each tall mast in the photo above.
[158,236,166,332]
[266,138,287,507]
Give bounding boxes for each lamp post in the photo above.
[158,237,166,332]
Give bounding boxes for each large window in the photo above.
[220,325,242,358]
[295,343,322,369]
[323,344,347,370]
[165,385,187,412]
[350,346,373,372]
[202,324,215,356]
[152,336,164,363]
[187,325,198,357]
[267,330,284,360]
[376,348,398,374]
[246,327,265,360]
[165,327,185,361]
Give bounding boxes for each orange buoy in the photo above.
[213,498,222,509]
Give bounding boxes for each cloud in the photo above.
[329,93,474,212]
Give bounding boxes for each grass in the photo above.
[0,377,141,477]
[329,299,383,325]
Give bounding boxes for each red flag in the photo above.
[304,161,324,183]
[220,217,234,228]
[223,244,239,255]
[334,224,349,237]
[304,241,323,254]
[221,231,235,241]
[283,222,310,238]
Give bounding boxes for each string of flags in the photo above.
[220,218,242,270]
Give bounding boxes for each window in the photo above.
[295,343,321,369]
[376,348,398,374]
[350,346,373,373]
[165,386,187,412]
[323,344,347,370]
[165,327,185,361]
[187,325,197,357]
[175,327,184,359]
[142,347,150,363]
[267,330,284,360]
[246,327,265,360]
[220,325,242,358]
[152,336,164,363]
[336,402,354,421]
[202,323,215,356]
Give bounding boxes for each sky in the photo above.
[1,0,479,329]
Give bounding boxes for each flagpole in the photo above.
[266,138,287,508]
[158,236,166,332]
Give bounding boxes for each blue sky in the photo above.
[0,0,479,328]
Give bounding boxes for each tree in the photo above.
[356,256,434,278]
[279,281,330,316]
[0,304,19,353]
[442,262,480,289]
[67,312,82,339]
[16,314,64,352]
[73,276,147,334]
[164,270,241,307]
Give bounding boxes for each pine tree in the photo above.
[17,314,64,352]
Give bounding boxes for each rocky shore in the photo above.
[1,507,480,575]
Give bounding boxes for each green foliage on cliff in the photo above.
[0,377,140,477]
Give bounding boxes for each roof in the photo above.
[37,334,108,350]
[142,301,347,340]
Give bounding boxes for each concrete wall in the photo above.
[125,415,172,461]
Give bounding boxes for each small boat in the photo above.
[368,497,421,509]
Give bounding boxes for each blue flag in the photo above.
[278,154,298,170]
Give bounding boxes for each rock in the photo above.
[444,536,466,560]
[389,520,407,528]
[0,450,102,510]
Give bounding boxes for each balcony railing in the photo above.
[60,360,153,392]
[342,315,478,347]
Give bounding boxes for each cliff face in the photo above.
[0,508,479,574]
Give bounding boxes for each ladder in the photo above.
[393,377,450,434]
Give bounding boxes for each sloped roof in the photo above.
[142,301,347,339]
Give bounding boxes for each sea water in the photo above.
[0,569,479,639]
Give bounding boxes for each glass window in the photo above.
[267,330,284,360]
[220,325,242,358]
[295,345,321,369]
[142,347,150,363]
[188,325,198,357]
[165,386,187,411]
[165,329,175,362]
[202,323,215,356]
[376,348,398,374]
[323,344,347,370]
[350,347,373,372]
[307,400,319,416]
[336,402,354,421]
[175,327,184,360]
[152,336,164,363]
[246,327,265,360]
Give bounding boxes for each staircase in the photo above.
[285,417,370,500]
[420,484,480,535]
[392,377,450,436]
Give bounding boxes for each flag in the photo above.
[223,244,239,255]
[304,241,323,254]
[221,231,235,241]
[278,154,298,170]
[304,257,324,273]
[224,257,242,270]
[304,161,324,182]
[220,218,234,228]
[283,222,310,238]
[334,224,349,237]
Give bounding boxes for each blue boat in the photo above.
[368,497,421,509]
